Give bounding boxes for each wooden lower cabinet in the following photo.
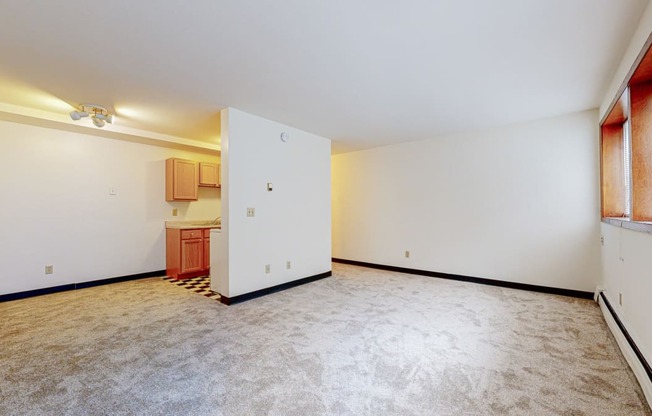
[181,238,203,274]
[166,228,211,279]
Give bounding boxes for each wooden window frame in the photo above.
[601,33,652,231]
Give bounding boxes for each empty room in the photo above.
[1,1,651,415]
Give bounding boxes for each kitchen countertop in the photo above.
[165,220,221,230]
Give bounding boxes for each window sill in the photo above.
[602,217,652,234]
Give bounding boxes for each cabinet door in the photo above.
[199,162,220,187]
[180,238,203,273]
[166,158,198,201]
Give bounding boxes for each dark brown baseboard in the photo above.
[332,258,593,299]
[220,271,332,305]
[0,270,166,302]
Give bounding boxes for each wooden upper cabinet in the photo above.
[166,158,198,201]
[199,162,221,187]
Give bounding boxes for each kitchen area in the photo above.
[164,157,222,299]
[159,107,331,306]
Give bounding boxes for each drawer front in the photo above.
[203,229,211,238]
[181,229,202,240]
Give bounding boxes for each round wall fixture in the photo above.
[280,132,289,142]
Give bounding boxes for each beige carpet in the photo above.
[1,263,649,415]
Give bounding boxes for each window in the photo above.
[601,40,652,223]
[623,120,632,218]
[600,91,627,219]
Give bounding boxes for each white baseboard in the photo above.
[598,294,652,407]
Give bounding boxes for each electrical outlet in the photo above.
[247,207,255,217]
[405,250,410,259]
[619,293,623,306]
[45,265,53,275]
[265,264,270,274]
[286,261,291,270]
[600,236,604,246]
[172,208,178,216]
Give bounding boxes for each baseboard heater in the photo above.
[598,291,652,406]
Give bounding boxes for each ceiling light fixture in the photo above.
[69,104,114,128]
[92,117,105,128]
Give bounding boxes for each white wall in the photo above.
[601,223,652,363]
[600,1,652,118]
[213,108,331,298]
[332,110,601,292]
[598,2,652,402]
[0,119,220,295]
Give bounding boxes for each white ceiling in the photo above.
[0,0,648,153]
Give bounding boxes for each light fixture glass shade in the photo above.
[69,111,88,120]
[92,117,106,128]
[94,113,114,123]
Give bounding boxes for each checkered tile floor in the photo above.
[162,275,221,301]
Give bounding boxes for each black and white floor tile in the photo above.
[162,275,221,301]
